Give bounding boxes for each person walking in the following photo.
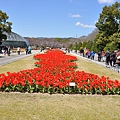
[115,49,120,72]
[98,50,102,62]
[3,46,7,55]
[87,49,91,59]
[101,50,105,62]
[91,50,95,60]
[105,48,111,68]
[28,46,32,54]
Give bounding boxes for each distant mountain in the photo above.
[86,29,99,41]
[77,28,99,41]
[25,29,99,48]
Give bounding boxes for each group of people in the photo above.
[80,49,95,60]
[80,48,120,73]
[97,49,120,67]
[25,46,32,55]
[1,46,32,56]
[2,46,11,56]
[17,46,32,55]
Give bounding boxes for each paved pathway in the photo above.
[70,51,106,67]
[0,50,40,66]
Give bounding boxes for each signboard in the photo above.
[69,82,75,86]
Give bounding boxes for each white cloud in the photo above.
[75,22,96,28]
[98,0,115,4]
[69,13,81,18]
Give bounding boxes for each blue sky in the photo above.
[0,0,119,38]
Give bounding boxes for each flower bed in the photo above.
[0,49,120,94]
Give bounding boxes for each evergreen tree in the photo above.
[0,10,12,44]
[95,2,120,50]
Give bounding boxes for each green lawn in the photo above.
[75,56,120,81]
[0,55,36,74]
[0,92,120,120]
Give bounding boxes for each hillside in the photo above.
[25,29,98,48]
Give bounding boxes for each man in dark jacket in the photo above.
[105,48,111,67]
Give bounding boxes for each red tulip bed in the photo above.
[0,49,120,95]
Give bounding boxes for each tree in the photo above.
[104,42,118,52]
[0,10,12,44]
[85,40,93,50]
[82,41,87,48]
[95,2,120,50]
[109,32,120,49]
[69,44,74,50]
[74,42,83,50]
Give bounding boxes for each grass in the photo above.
[0,92,120,120]
[0,55,36,74]
[0,52,120,120]
[75,57,120,81]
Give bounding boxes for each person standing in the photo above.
[7,46,11,56]
[17,47,20,55]
[25,47,28,55]
[40,47,43,52]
